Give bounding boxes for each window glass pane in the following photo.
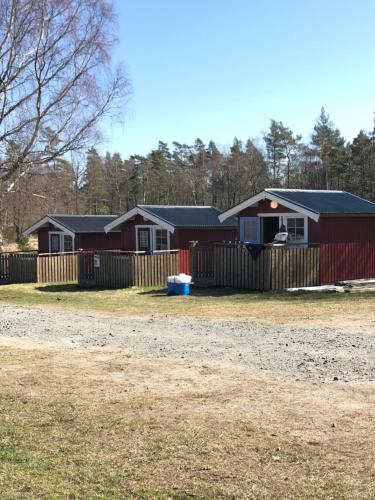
[243,220,257,241]
[295,218,304,228]
[64,235,73,252]
[155,229,168,250]
[287,218,305,241]
[50,234,60,253]
[139,230,149,248]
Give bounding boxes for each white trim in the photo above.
[284,215,308,244]
[104,206,175,233]
[23,216,75,237]
[269,189,343,193]
[48,231,75,254]
[219,190,320,223]
[135,225,171,252]
[264,192,319,221]
[139,204,212,208]
[218,192,266,223]
[253,213,308,244]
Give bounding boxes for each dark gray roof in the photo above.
[49,215,119,233]
[267,189,375,215]
[139,205,237,227]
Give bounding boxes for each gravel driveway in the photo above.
[0,304,374,383]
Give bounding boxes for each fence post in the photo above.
[213,243,218,286]
[36,254,40,283]
[189,241,197,282]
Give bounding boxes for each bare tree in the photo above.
[0,0,130,181]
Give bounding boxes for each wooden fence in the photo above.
[78,251,179,288]
[0,253,10,283]
[0,252,78,284]
[1,245,320,291]
[37,253,77,283]
[191,243,320,291]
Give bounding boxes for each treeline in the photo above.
[1,108,375,243]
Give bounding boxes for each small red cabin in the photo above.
[104,205,237,252]
[219,189,375,283]
[24,215,122,253]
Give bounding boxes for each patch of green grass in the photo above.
[0,282,374,322]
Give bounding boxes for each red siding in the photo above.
[121,215,156,250]
[36,226,121,253]
[238,200,321,244]
[38,225,54,253]
[320,216,375,283]
[239,199,295,217]
[308,220,320,244]
[75,232,121,251]
[121,219,237,251]
[173,227,237,249]
[178,249,190,274]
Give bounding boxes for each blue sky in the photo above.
[102,0,375,158]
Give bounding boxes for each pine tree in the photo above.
[311,108,348,189]
[244,139,270,195]
[349,130,375,200]
[103,152,126,213]
[264,120,286,185]
[84,148,109,214]
[147,142,170,204]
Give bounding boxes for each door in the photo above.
[263,217,280,243]
[137,228,151,252]
[240,217,260,244]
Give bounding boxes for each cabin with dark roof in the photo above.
[219,188,375,283]
[104,205,238,252]
[24,215,122,253]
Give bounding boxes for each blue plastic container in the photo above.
[167,282,190,296]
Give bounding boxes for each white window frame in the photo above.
[48,231,75,254]
[135,225,171,252]
[257,213,308,244]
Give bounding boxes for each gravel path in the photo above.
[0,304,374,382]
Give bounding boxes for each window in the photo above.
[63,235,73,252]
[138,229,150,249]
[243,220,257,241]
[240,217,259,243]
[135,226,170,252]
[50,234,60,253]
[155,229,168,250]
[287,217,305,242]
[49,232,74,253]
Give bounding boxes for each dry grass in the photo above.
[0,282,374,327]
[0,340,374,498]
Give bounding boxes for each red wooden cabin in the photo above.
[104,205,237,252]
[24,215,121,253]
[219,189,375,284]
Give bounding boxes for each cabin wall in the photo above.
[120,218,238,251]
[38,225,55,253]
[238,199,321,243]
[320,216,375,283]
[75,232,121,251]
[173,228,238,249]
[37,225,121,253]
[120,215,157,251]
[239,199,295,217]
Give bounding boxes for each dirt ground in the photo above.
[0,303,374,498]
[1,304,374,383]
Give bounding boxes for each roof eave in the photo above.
[218,190,320,223]
[104,206,175,233]
[23,216,75,237]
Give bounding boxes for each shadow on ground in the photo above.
[36,284,103,293]
[34,283,374,305]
